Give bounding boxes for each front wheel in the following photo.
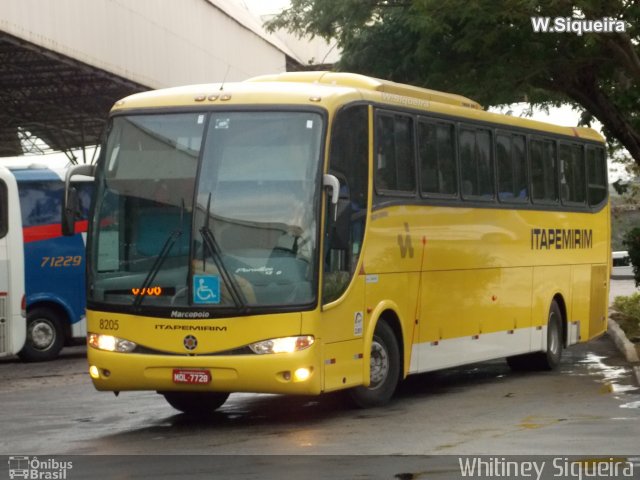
[348,320,400,408]
[160,391,230,415]
[18,308,65,362]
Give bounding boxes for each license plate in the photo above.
[172,369,211,385]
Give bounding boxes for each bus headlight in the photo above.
[88,333,137,353]
[249,335,314,355]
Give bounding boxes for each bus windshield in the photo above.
[88,111,324,313]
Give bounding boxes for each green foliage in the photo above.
[623,227,640,287]
[267,0,640,169]
[611,293,640,342]
[611,208,640,251]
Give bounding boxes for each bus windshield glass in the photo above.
[88,111,324,313]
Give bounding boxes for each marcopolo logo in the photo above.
[8,456,72,479]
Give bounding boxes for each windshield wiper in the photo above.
[199,193,247,311]
[133,200,185,308]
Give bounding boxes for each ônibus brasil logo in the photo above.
[8,456,72,479]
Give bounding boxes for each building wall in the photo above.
[0,0,289,88]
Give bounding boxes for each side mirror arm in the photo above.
[323,174,340,221]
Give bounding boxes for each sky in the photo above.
[239,0,290,16]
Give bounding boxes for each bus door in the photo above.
[0,166,26,356]
[320,105,370,391]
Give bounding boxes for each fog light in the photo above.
[89,365,100,379]
[294,367,311,382]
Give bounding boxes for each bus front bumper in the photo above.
[87,344,322,396]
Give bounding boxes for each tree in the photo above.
[623,227,640,286]
[267,0,640,169]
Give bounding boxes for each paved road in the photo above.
[1,336,639,478]
[1,333,638,456]
[0,278,637,478]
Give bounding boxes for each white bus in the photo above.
[0,166,26,357]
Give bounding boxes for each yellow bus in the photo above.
[64,72,610,413]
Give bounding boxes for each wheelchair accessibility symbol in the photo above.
[193,274,220,304]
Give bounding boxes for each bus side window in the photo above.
[375,112,415,194]
[497,133,527,203]
[418,120,457,197]
[459,126,494,200]
[324,105,369,304]
[531,138,558,204]
[587,146,607,206]
[559,143,586,205]
[19,182,63,229]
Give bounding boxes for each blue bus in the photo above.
[10,165,92,361]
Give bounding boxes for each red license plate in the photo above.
[172,369,211,385]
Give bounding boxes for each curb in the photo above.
[607,319,640,385]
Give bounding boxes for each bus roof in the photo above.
[111,71,604,143]
[9,165,62,183]
[247,71,484,110]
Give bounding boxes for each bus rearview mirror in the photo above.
[332,198,352,250]
[62,164,96,236]
[62,187,79,237]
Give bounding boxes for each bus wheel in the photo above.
[538,301,563,370]
[18,308,65,362]
[161,391,230,415]
[348,320,400,408]
[507,300,563,371]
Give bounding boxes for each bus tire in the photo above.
[507,300,563,371]
[161,391,230,415]
[348,320,400,408]
[537,300,563,370]
[18,307,65,362]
